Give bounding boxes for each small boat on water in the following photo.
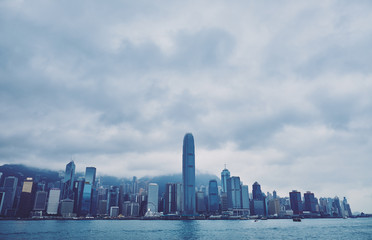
[293,218,302,222]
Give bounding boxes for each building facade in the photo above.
[182,133,195,216]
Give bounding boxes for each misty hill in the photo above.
[0,164,220,193]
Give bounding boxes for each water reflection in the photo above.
[175,220,200,240]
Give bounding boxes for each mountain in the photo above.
[0,164,220,192]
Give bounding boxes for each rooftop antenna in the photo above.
[224,163,227,169]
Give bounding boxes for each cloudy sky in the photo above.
[1,0,372,212]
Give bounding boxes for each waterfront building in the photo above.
[122,201,140,217]
[110,206,119,217]
[220,192,228,211]
[73,178,85,215]
[147,183,159,213]
[33,191,48,211]
[221,167,230,193]
[98,200,108,216]
[333,196,343,217]
[182,133,196,216]
[241,185,250,210]
[107,186,119,214]
[62,161,75,200]
[60,199,75,217]
[46,188,60,215]
[226,176,242,209]
[289,190,303,215]
[196,191,206,213]
[342,197,352,217]
[268,198,280,215]
[164,183,183,214]
[208,180,219,213]
[0,176,18,216]
[18,177,36,217]
[304,191,318,213]
[81,167,96,216]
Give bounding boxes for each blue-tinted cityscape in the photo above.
[0,133,365,220]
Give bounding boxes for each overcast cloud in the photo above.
[1,0,372,212]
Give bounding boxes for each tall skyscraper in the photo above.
[289,190,303,215]
[62,161,75,200]
[147,183,159,212]
[227,176,242,209]
[46,188,60,215]
[182,133,195,216]
[81,167,96,216]
[241,185,250,210]
[208,180,219,213]
[73,178,85,215]
[251,182,265,216]
[0,176,18,216]
[33,191,48,211]
[304,191,318,213]
[18,177,36,217]
[221,167,230,193]
[252,182,263,200]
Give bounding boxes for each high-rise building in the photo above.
[252,182,263,200]
[81,167,96,216]
[164,183,182,214]
[0,176,18,216]
[221,167,230,193]
[196,191,206,213]
[182,133,195,216]
[208,180,219,213]
[289,190,303,215]
[73,178,85,215]
[60,199,75,218]
[147,183,159,213]
[226,176,242,209]
[33,191,48,211]
[18,178,36,218]
[268,198,280,215]
[304,191,318,213]
[46,188,60,215]
[62,161,75,200]
[241,185,250,210]
[107,186,119,214]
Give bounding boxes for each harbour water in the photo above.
[1,218,371,240]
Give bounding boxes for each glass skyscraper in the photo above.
[81,167,96,216]
[208,180,219,213]
[182,133,195,216]
[289,190,303,215]
[221,167,230,193]
[62,161,75,200]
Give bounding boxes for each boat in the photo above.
[293,218,302,222]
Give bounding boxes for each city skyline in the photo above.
[1,1,371,214]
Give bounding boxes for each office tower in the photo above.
[252,182,263,200]
[241,185,250,210]
[196,191,206,213]
[226,176,242,209]
[342,197,352,217]
[18,178,36,218]
[132,176,138,194]
[73,178,85,215]
[289,190,303,215]
[46,188,60,215]
[62,161,75,200]
[268,199,280,215]
[182,133,195,216]
[147,183,159,212]
[122,201,140,217]
[107,186,119,214]
[81,167,96,216]
[273,190,277,199]
[333,196,343,217]
[90,188,98,216]
[110,206,119,217]
[0,176,18,216]
[221,167,230,193]
[33,191,48,211]
[304,191,318,213]
[98,200,108,216]
[208,180,219,213]
[164,183,181,214]
[60,199,74,217]
[220,193,228,211]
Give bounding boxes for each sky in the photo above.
[1,0,372,212]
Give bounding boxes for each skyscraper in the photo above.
[0,176,18,216]
[304,191,317,213]
[147,183,159,212]
[289,190,303,215]
[33,191,48,211]
[227,176,242,209]
[46,188,60,215]
[62,161,75,200]
[221,167,230,193]
[182,133,195,216]
[81,167,96,216]
[208,180,219,213]
[18,177,36,217]
[252,182,263,200]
